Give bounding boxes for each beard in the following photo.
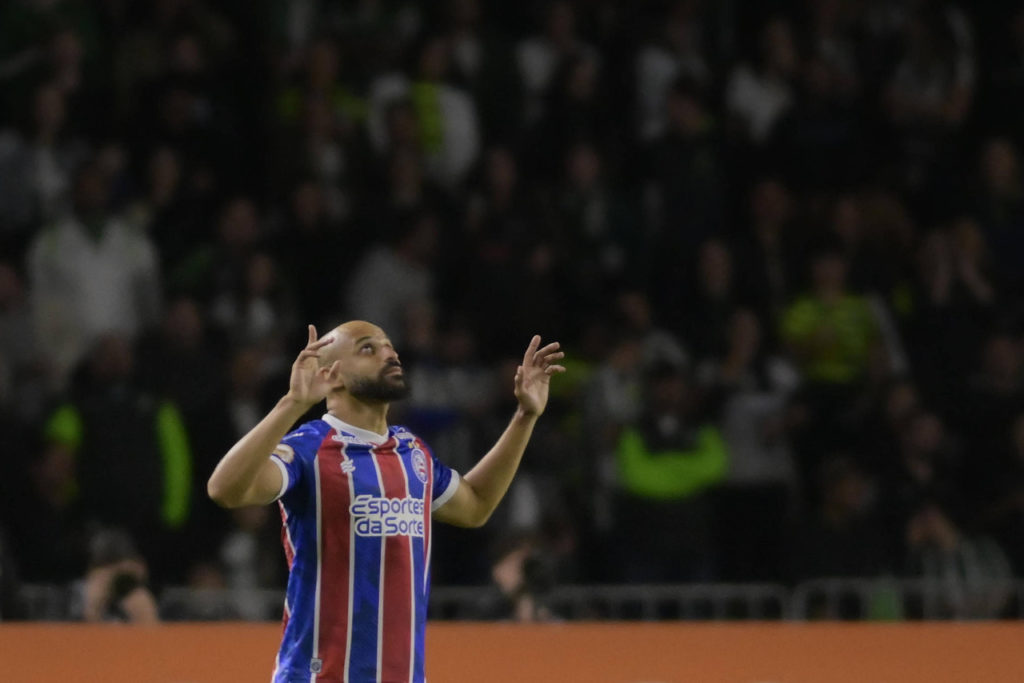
[348,364,411,402]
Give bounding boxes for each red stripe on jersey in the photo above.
[316,436,353,680]
[278,502,295,570]
[376,442,414,682]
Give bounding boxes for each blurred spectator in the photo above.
[169,195,262,302]
[725,17,798,145]
[678,239,743,361]
[0,528,26,620]
[614,288,689,371]
[643,77,725,263]
[972,138,1024,292]
[530,53,609,176]
[0,261,45,418]
[274,93,358,224]
[781,246,881,387]
[977,412,1024,574]
[781,245,883,489]
[344,211,438,347]
[635,1,711,141]
[902,503,1012,618]
[27,158,161,389]
[210,251,297,353]
[369,35,480,188]
[552,143,636,323]
[42,334,195,584]
[884,410,964,544]
[902,225,996,411]
[734,178,804,324]
[442,0,522,140]
[791,456,889,580]
[612,363,727,582]
[124,146,209,273]
[977,7,1024,149]
[882,6,974,195]
[274,180,348,327]
[516,2,596,124]
[0,82,86,250]
[700,310,800,581]
[219,506,286,619]
[7,427,88,584]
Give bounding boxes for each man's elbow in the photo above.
[465,505,494,528]
[206,478,242,509]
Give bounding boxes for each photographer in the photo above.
[78,527,159,623]
[476,532,557,622]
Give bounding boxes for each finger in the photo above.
[544,365,567,375]
[538,350,565,363]
[523,335,541,365]
[308,324,317,345]
[327,360,341,380]
[533,342,560,362]
[308,335,334,351]
[295,349,321,363]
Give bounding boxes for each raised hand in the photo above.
[286,325,341,407]
[514,335,566,417]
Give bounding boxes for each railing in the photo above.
[12,579,1024,621]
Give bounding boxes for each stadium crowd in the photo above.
[1,0,1024,619]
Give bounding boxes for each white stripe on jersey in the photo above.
[397,459,416,683]
[370,454,387,683]
[312,456,323,683]
[343,441,356,683]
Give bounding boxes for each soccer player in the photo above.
[207,320,565,682]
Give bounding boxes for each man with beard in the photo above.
[207,320,564,683]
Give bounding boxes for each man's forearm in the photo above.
[207,395,310,506]
[460,408,539,524]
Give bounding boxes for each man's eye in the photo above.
[362,344,373,352]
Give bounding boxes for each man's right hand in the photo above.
[286,324,341,408]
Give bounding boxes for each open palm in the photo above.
[514,335,566,417]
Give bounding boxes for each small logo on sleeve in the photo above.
[411,449,428,484]
[272,444,295,463]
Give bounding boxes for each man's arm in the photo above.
[207,325,339,508]
[434,335,565,528]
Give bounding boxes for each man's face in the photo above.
[338,326,410,402]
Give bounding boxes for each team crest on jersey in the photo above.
[412,449,428,483]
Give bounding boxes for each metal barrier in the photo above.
[428,583,789,620]
[12,579,1024,621]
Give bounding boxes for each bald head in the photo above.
[318,320,387,367]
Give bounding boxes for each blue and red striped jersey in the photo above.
[269,413,459,683]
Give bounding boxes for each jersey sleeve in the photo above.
[430,451,460,512]
[269,426,323,502]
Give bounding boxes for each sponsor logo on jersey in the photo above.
[412,449,428,484]
[350,495,425,537]
[339,454,355,474]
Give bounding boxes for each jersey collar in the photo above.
[322,413,390,445]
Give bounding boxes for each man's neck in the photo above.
[325,393,390,436]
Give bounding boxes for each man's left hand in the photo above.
[514,335,566,417]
